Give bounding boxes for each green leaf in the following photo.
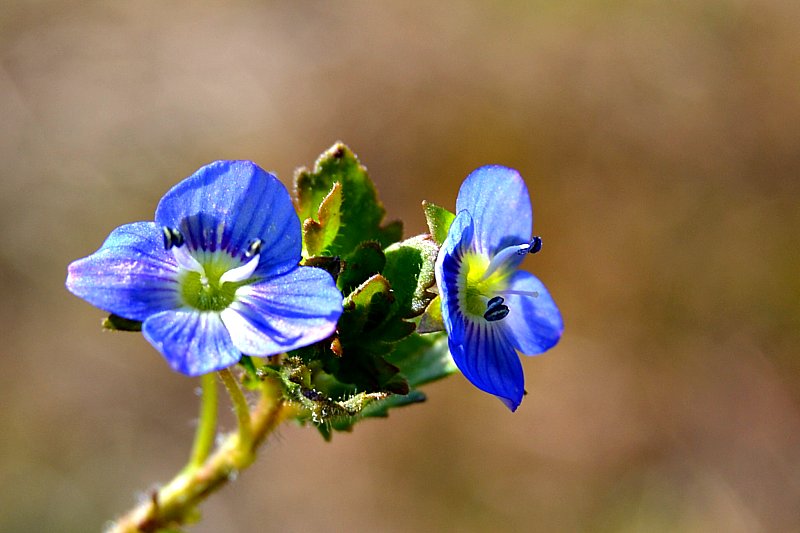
[382,235,439,318]
[357,332,456,421]
[422,200,455,246]
[302,182,342,257]
[417,295,444,333]
[102,314,142,332]
[342,274,393,327]
[295,143,401,257]
[336,241,385,296]
[387,331,456,388]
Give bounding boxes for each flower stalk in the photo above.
[218,368,253,448]
[107,373,292,533]
[187,372,218,470]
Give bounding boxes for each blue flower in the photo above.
[67,161,343,376]
[434,165,563,411]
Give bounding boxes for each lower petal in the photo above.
[447,316,525,411]
[502,270,563,355]
[221,266,342,356]
[142,310,241,376]
[66,222,181,320]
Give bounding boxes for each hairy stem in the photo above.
[218,368,253,448]
[106,375,291,533]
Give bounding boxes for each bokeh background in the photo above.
[2,1,799,531]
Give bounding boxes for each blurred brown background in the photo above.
[2,1,799,531]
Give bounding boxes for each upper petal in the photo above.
[155,161,301,277]
[502,270,563,355]
[447,316,525,411]
[455,165,532,255]
[142,309,241,376]
[220,266,343,356]
[66,222,181,321]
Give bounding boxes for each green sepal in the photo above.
[102,314,142,332]
[417,295,445,333]
[301,181,342,257]
[355,390,426,419]
[295,142,401,257]
[301,255,342,281]
[422,200,455,246]
[382,235,439,318]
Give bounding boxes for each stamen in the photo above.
[219,252,260,284]
[245,238,262,258]
[530,236,542,254]
[516,236,542,256]
[496,289,540,298]
[162,226,205,277]
[484,296,510,322]
[480,242,532,282]
[162,226,184,250]
[487,296,505,308]
[484,303,510,322]
[171,244,205,276]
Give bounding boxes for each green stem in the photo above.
[218,367,253,447]
[187,373,218,470]
[106,375,291,533]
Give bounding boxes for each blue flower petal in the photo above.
[435,210,473,332]
[220,266,343,355]
[66,222,181,321]
[155,161,301,277]
[439,209,474,259]
[447,317,525,411]
[142,309,241,376]
[503,271,564,355]
[455,165,532,255]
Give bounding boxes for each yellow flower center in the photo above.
[459,251,512,319]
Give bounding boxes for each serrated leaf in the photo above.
[359,390,427,418]
[302,181,342,257]
[343,273,392,312]
[423,200,455,246]
[102,314,142,332]
[294,143,401,257]
[383,235,439,318]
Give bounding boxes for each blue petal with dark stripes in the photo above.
[448,319,525,411]
[154,161,301,278]
[220,266,343,356]
[435,210,473,342]
[142,309,241,376]
[66,222,181,321]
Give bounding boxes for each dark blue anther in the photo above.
[484,296,510,322]
[245,239,263,258]
[517,236,543,256]
[162,227,184,250]
[484,304,510,322]
[487,296,505,308]
[530,236,542,254]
